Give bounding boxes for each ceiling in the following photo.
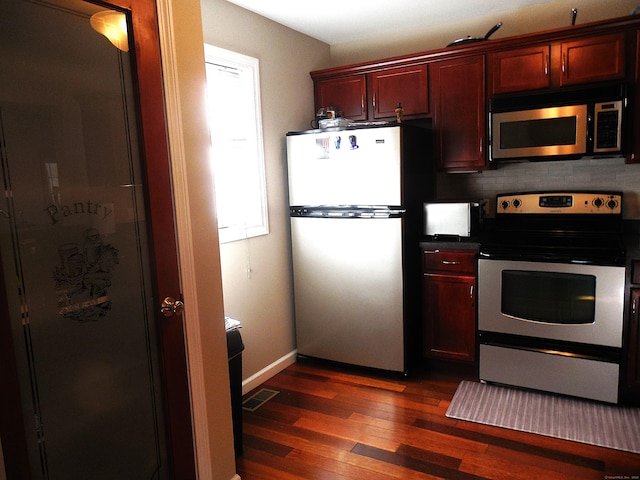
[223,0,559,45]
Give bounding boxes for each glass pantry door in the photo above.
[0,0,188,478]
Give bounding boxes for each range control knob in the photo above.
[593,197,604,208]
[607,198,618,210]
[500,200,510,210]
[512,199,521,208]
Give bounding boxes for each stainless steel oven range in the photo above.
[478,191,626,403]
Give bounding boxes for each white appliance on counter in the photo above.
[286,125,432,374]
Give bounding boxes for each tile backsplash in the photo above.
[436,156,640,219]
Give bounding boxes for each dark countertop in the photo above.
[419,236,481,250]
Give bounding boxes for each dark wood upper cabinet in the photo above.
[559,33,626,86]
[370,64,429,119]
[489,45,551,94]
[489,33,626,95]
[315,74,367,120]
[314,66,429,121]
[430,55,486,172]
[311,15,640,168]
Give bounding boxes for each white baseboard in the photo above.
[241,350,297,395]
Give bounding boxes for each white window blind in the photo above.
[204,45,268,243]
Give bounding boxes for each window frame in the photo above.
[204,44,269,244]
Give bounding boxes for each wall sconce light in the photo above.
[90,10,129,52]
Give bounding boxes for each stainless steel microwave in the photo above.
[489,84,626,162]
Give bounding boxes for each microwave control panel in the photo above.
[594,100,623,153]
[497,192,622,214]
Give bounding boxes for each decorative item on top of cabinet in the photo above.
[315,74,367,121]
[369,64,428,119]
[489,33,626,95]
[430,55,486,172]
[422,248,478,363]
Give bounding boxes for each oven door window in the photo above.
[502,270,595,324]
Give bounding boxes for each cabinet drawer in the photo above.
[423,249,476,274]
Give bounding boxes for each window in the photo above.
[204,44,268,243]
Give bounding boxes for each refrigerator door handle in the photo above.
[289,206,405,218]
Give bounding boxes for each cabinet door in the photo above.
[490,45,551,94]
[560,33,626,87]
[430,55,486,171]
[315,75,367,120]
[628,289,640,392]
[370,65,428,119]
[630,30,640,164]
[423,273,476,362]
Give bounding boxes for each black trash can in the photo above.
[225,320,244,457]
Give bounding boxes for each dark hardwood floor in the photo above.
[236,360,640,479]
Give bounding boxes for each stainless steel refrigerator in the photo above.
[286,124,432,374]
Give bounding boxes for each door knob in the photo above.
[161,296,184,317]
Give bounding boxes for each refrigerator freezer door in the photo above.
[291,216,405,372]
[286,126,402,206]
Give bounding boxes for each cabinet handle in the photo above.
[544,55,549,76]
[372,93,376,110]
[441,260,460,265]
[361,95,365,112]
[479,136,483,154]
[562,52,566,74]
[634,298,637,316]
[469,284,474,300]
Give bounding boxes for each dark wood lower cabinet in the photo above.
[627,288,640,403]
[423,274,476,362]
[422,248,477,363]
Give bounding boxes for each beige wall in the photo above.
[200,0,330,385]
[328,0,640,66]
[163,0,241,477]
